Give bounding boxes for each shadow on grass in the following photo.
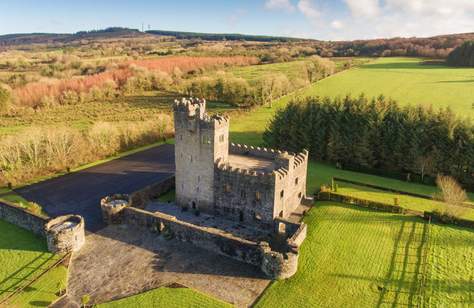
[362,62,444,70]
[436,79,474,84]
[0,253,56,300]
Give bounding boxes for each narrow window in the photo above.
[280,190,284,198]
[239,211,244,222]
[298,192,302,198]
[190,155,193,162]
[295,177,299,185]
[219,134,225,142]
[202,135,211,144]
[241,190,246,199]
[255,191,261,201]
[179,135,183,140]
[192,201,196,209]
[279,210,283,218]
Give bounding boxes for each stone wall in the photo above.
[130,176,175,209]
[121,206,306,279]
[214,164,276,226]
[122,207,263,266]
[0,200,48,236]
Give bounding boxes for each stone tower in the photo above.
[173,98,229,212]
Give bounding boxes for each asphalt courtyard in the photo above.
[16,144,175,231]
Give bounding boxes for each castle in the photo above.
[99,98,311,280]
[174,97,309,229]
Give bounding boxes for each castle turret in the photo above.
[173,98,230,212]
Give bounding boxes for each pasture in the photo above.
[301,57,474,118]
[0,220,66,306]
[256,202,474,307]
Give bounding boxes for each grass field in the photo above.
[256,202,474,307]
[300,57,474,118]
[98,286,231,308]
[0,220,66,306]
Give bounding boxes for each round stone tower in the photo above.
[100,194,130,224]
[45,215,85,254]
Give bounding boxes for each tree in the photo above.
[434,175,468,218]
[446,41,474,67]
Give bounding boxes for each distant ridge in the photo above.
[145,29,304,42]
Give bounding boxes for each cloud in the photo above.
[264,0,295,12]
[344,0,380,18]
[297,0,320,19]
[330,20,344,30]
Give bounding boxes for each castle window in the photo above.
[298,192,302,198]
[179,135,183,140]
[280,190,284,198]
[295,177,299,185]
[241,190,246,199]
[255,191,261,201]
[224,183,232,192]
[202,135,211,144]
[219,134,225,142]
[279,210,284,218]
[190,155,193,162]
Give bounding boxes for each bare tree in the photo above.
[434,175,468,218]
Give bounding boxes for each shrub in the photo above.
[0,117,172,186]
[0,84,11,113]
[434,175,468,218]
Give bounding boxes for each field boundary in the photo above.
[0,253,69,306]
[333,177,473,208]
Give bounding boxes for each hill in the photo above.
[145,29,302,42]
[0,27,152,46]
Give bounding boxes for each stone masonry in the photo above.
[173,97,310,227]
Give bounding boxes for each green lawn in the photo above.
[0,220,66,306]
[98,286,231,308]
[256,202,474,307]
[299,57,474,118]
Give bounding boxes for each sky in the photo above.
[0,0,473,40]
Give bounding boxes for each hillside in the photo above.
[1,28,474,59]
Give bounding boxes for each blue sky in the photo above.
[0,0,473,40]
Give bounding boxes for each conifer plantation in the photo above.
[263,95,474,189]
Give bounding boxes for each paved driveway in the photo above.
[16,144,175,231]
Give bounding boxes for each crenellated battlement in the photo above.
[215,158,278,183]
[200,114,230,129]
[229,143,290,160]
[173,97,206,117]
[292,149,309,169]
[214,158,292,182]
